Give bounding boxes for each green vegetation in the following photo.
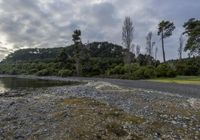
[156,64,176,78]
[0,40,165,79]
[0,41,199,80]
[169,57,200,76]
[183,18,200,55]
[150,76,200,85]
[58,69,73,77]
[0,17,199,80]
[158,20,175,62]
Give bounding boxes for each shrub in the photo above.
[9,69,18,75]
[183,65,199,76]
[124,63,140,74]
[198,69,200,76]
[36,69,49,76]
[133,67,146,79]
[132,66,156,79]
[176,63,187,75]
[156,64,176,77]
[108,64,125,75]
[58,69,73,77]
[175,58,200,76]
[144,67,156,79]
[156,64,168,77]
[28,68,38,74]
[167,69,177,77]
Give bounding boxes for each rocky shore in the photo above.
[0,77,200,139]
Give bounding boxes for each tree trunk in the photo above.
[161,32,166,62]
[75,58,80,76]
[75,43,82,76]
[124,48,131,76]
[127,51,131,76]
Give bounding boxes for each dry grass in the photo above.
[150,76,200,85]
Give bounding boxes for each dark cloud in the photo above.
[0,0,199,61]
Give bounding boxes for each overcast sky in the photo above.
[0,0,200,61]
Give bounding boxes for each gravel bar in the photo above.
[0,75,200,139]
[41,76,200,99]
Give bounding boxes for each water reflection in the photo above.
[0,77,78,94]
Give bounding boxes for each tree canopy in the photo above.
[158,21,175,38]
[183,18,200,55]
[158,20,175,62]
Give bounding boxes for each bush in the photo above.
[58,69,73,77]
[198,69,200,76]
[132,66,156,79]
[156,64,168,77]
[176,62,198,76]
[156,64,176,77]
[82,63,101,76]
[183,65,198,76]
[9,69,18,75]
[109,65,125,75]
[124,63,140,74]
[36,69,50,76]
[175,58,200,76]
[176,63,187,75]
[28,68,38,74]
[167,69,177,77]
[144,67,156,79]
[133,67,146,79]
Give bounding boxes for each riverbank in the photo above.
[1,75,200,98]
[0,75,200,139]
[149,76,200,85]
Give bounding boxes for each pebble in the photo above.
[0,80,199,139]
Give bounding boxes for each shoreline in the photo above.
[1,74,200,99]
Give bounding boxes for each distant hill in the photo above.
[1,42,126,63]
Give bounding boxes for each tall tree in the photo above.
[146,32,155,57]
[158,20,175,62]
[155,47,158,60]
[136,45,141,57]
[72,30,82,76]
[59,48,68,62]
[183,18,200,56]
[122,17,134,65]
[146,32,156,65]
[178,34,184,60]
[131,44,135,55]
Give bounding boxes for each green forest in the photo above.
[0,18,200,79]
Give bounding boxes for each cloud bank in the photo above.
[0,0,200,60]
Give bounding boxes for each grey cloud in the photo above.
[0,0,199,61]
[90,2,120,26]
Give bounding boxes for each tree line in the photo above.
[123,17,200,63]
[0,17,199,79]
[69,17,200,77]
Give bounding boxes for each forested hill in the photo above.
[1,42,125,63]
[2,47,64,63]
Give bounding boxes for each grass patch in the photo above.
[149,76,200,85]
[58,98,145,139]
[106,122,128,137]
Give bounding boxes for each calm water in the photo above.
[0,77,77,94]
